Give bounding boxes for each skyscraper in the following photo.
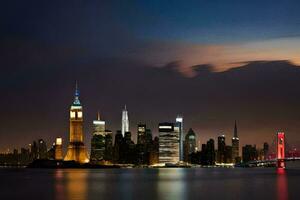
[64,83,89,163]
[263,142,269,160]
[225,145,233,163]
[104,133,113,161]
[38,139,47,159]
[206,139,215,165]
[176,115,184,161]
[184,128,196,162]
[232,120,240,163]
[90,112,107,162]
[31,141,38,160]
[94,112,105,132]
[113,130,123,163]
[158,122,179,164]
[137,123,146,145]
[217,135,226,163]
[242,145,258,163]
[121,105,129,137]
[145,128,153,146]
[137,123,147,164]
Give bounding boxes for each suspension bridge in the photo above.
[245,132,300,168]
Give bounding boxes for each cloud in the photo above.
[105,36,300,76]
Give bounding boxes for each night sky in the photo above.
[1,0,300,152]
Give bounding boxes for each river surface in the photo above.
[1,167,300,200]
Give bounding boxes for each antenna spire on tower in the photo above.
[97,111,100,121]
[73,81,81,105]
[234,120,238,138]
[75,80,79,96]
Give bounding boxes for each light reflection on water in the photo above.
[50,168,300,200]
[277,168,288,200]
[157,168,186,200]
[1,167,299,200]
[54,169,64,200]
[55,169,89,200]
[66,170,88,200]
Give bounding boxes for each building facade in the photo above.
[217,135,226,163]
[184,128,196,162]
[206,139,215,165]
[64,84,89,163]
[37,139,47,159]
[159,122,179,164]
[121,105,129,137]
[242,145,258,163]
[90,113,107,162]
[55,138,63,160]
[137,123,146,145]
[176,116,184,162]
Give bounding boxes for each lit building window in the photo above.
[77,111,83,118]
[70,111,76,118]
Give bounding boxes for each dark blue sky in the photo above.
[120,0,300,42]
[2,1,300,49]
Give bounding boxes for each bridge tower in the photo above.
[277,132,285,168]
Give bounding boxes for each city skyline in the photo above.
[0,83,288,155]
[1,81,297,152]
[1,87,293,167]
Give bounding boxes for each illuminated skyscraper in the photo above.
[94,112,105,132]
[121,105,129,137]
[159,122,179,164]
[176,115,184,161]
[137,123,148,164]
[137,123,146,145]
[232,120,240,163]
[90,112,111,162]
[64,83,89,163]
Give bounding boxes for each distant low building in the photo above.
[242,145,258,163]
[38,139,47,159]
[55,138,63,160]
[263,142,269,160]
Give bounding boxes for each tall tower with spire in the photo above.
[231,120,240,163]
[121,105,129,137]
[64,83,89,163]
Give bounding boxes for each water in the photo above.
[1,167,300,200]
